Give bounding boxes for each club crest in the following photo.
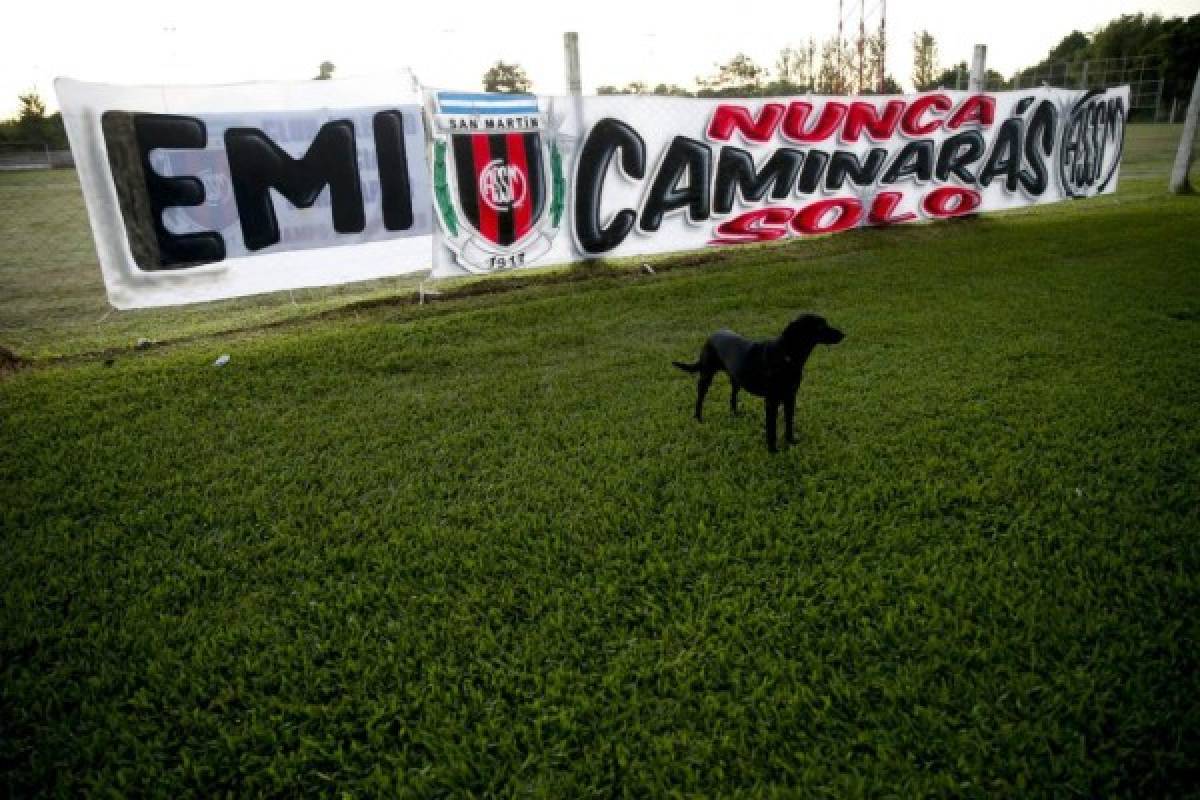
[429,91,564,273]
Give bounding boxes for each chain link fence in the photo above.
[1012,55,1176,120]
[0,141,73,170]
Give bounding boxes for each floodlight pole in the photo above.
[1169,66,1200,194]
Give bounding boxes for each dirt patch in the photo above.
[0,345,25,376]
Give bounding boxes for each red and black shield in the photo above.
[451,132,545,247]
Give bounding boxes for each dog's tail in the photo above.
[672,359,701,373]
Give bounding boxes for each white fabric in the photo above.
[429,87,1128,278]
[56,74,432,308]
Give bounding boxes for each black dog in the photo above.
[673,314,844,452]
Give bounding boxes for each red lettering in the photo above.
[900,94,952,136]
[792,198,863,234]
[707,104,785,143]
[947,95,995,129]
[781,102,848,143]
[922,187,982,217]
[844,100,905,142]
[869,191,918,225]
[709,207,795,244]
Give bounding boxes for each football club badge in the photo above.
[428,91,565,273]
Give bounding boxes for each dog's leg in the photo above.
[730,382,740,416]
[765,398,780,453]
[784,393,798,445]
[695,372,713,422]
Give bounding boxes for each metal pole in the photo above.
[1080,60,1089,89]
[837,0,844,93]
[969,44,986,92]
[1169,66,1200,194]
[857,0,865,94]
[563,32,582,95]
[877,0,887,93]
[1154,67,1165,123]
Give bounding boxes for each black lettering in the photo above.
[1097,98,1125,192]
[825,148,887,191]
[103,112,226,268]
[882,140,934,184]
[574,118,645,254]
[373,111,413,231]
[797,149,829,194]
[979,118,1023,191]
[639,136,712,232]
[713,147,804,214]
[1020,100,1057,195]
[225,120,364,251]
[935,131,985,184]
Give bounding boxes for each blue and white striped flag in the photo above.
[435,91,539,116]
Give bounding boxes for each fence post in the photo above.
[563,32,582,96]
[1169,67,1200,194]
[1080,60,1089,89]
[969,45,986,92]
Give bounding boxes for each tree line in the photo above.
[5,12,1196,148]
[0,93,67,148]
[495,12,1199,102]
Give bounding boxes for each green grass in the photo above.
[0,123,1197,360]
[2,158,1199,794]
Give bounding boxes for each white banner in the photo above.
[427,87,1128,278]
[57,74,432,308]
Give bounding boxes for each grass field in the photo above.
[2,126,1199,795]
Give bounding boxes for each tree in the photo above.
[860,33,891,93]
[984,69,1010,90]
[1091,12,1199,102]
[596,82,645,95]
[1047,31,1091,62]
[697,53,766,96]
[933,62,1009,90]
[314,61,335,81]
[0,91,66,146]
[912,30,938,91]
[598,82,692,97]
[18,92,45,122]
[1162,14,1200,103]
[860,75,904,95]
[651,83,694,97]
[935,61,969,90]
[771,41,816,93]
[17,91,53,143]
[1011,13,1199,104]
[482,61,532,94]
[816,37,853,94]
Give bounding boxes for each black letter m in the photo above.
[225,120,364,251]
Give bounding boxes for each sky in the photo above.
[3,0,1198,117]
